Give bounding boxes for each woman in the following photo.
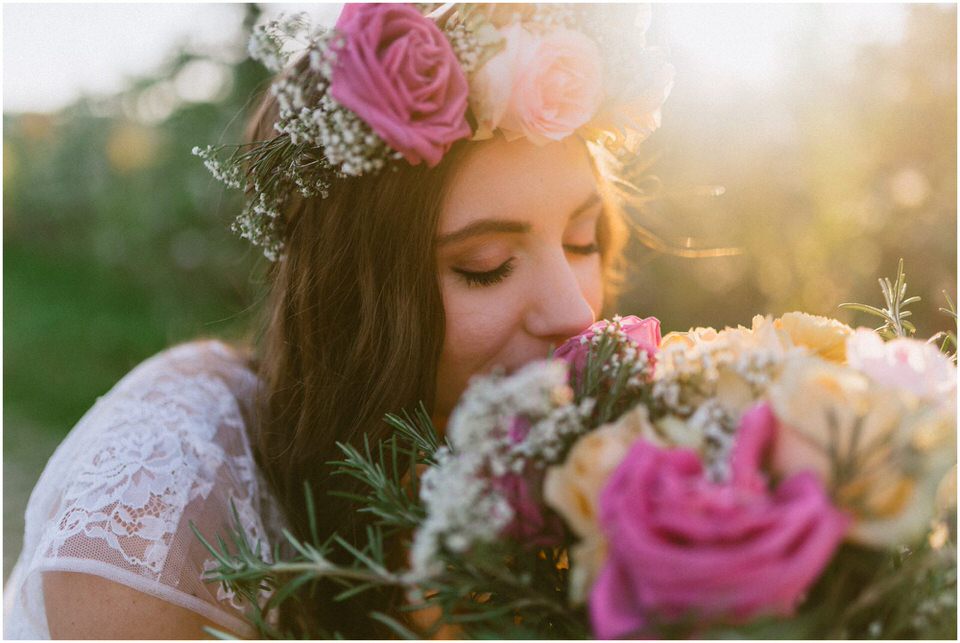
[4,4,671,638]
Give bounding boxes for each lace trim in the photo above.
[30,340,279,621]
[40,373,240,573]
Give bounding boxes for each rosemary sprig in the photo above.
[840,258,920,338]
[929,290,958,361]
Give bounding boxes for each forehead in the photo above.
[440,136,598,232]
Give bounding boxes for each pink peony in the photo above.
[329,3,471,167]
[589,404,849,638]
[470,25,604,145]
[554,316,661,382]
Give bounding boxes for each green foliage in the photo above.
[840,260,960,368]
[571,325,655,428]
[383,402,445,466]
[840,258,919,338]
[329,435,425,529]
[932,291,958,361]
[193,491,408,639]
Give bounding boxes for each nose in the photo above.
[523,252,597,348]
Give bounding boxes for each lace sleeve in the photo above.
[4,340,283,639]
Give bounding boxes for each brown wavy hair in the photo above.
[245,67,629,636]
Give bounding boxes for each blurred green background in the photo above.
[4,4,956,580]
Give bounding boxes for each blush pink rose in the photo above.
[329,3,471,167]
[554,316,661,382]
[589,404,849,638]
[845,328,957,400]
[471,25,604,145]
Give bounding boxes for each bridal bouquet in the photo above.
[201,265,957,639]
[400,312,955,639]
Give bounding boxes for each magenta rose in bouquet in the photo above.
[330,3,471,167]
[554,315,661,381]
[589,404,849,638]
[491,465,565,548]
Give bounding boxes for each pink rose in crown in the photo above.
[589,404,849,638]
[330,3,471,167]
[554,316,661,382]
[471,24,604,144]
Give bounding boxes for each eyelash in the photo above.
[454,258,516,288]
[565,242,600,256]
[453,243,600,288]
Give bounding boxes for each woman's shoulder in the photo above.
[35,339,259,470]
[114,338,258,403]
[31,338,268,552]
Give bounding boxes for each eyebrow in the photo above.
[437,191,601,247]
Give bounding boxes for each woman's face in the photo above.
[433,135,605,426]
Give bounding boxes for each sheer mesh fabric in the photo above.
[3,340,286,638]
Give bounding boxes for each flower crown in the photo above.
[195,3,674,260]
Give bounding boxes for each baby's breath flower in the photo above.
[410,359,589,579]
[248,13,313,73]
[192,145,242,190]
[231,193,285,261]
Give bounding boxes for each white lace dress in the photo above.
[3,340,286,638]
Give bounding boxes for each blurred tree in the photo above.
[4,4,277,581]
[620,4,956,340]
[4,5,273,427]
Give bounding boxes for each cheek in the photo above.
[434,274,525,415]
[577,254,605,315]
[433,254,604,420]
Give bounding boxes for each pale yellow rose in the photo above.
[660,327,719,352]
[543,405,656,602]
[714,367,757,419]
[652,414,706,451]
[852,400,955,545]
[567,535,607,604]
[775,311,854,362]
[722,317,793,418]
[768,354,956,547]
[543,405,654,538]
[657,317,798,420]
[717,316,781,362]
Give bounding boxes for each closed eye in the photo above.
[564,242,600,255]
[453,258,516,288]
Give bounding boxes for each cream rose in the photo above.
[775,311,854,362]
[543,405,657,602]
[659,326,720,352]
[657,316,795,418]
[768,355,956,547]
